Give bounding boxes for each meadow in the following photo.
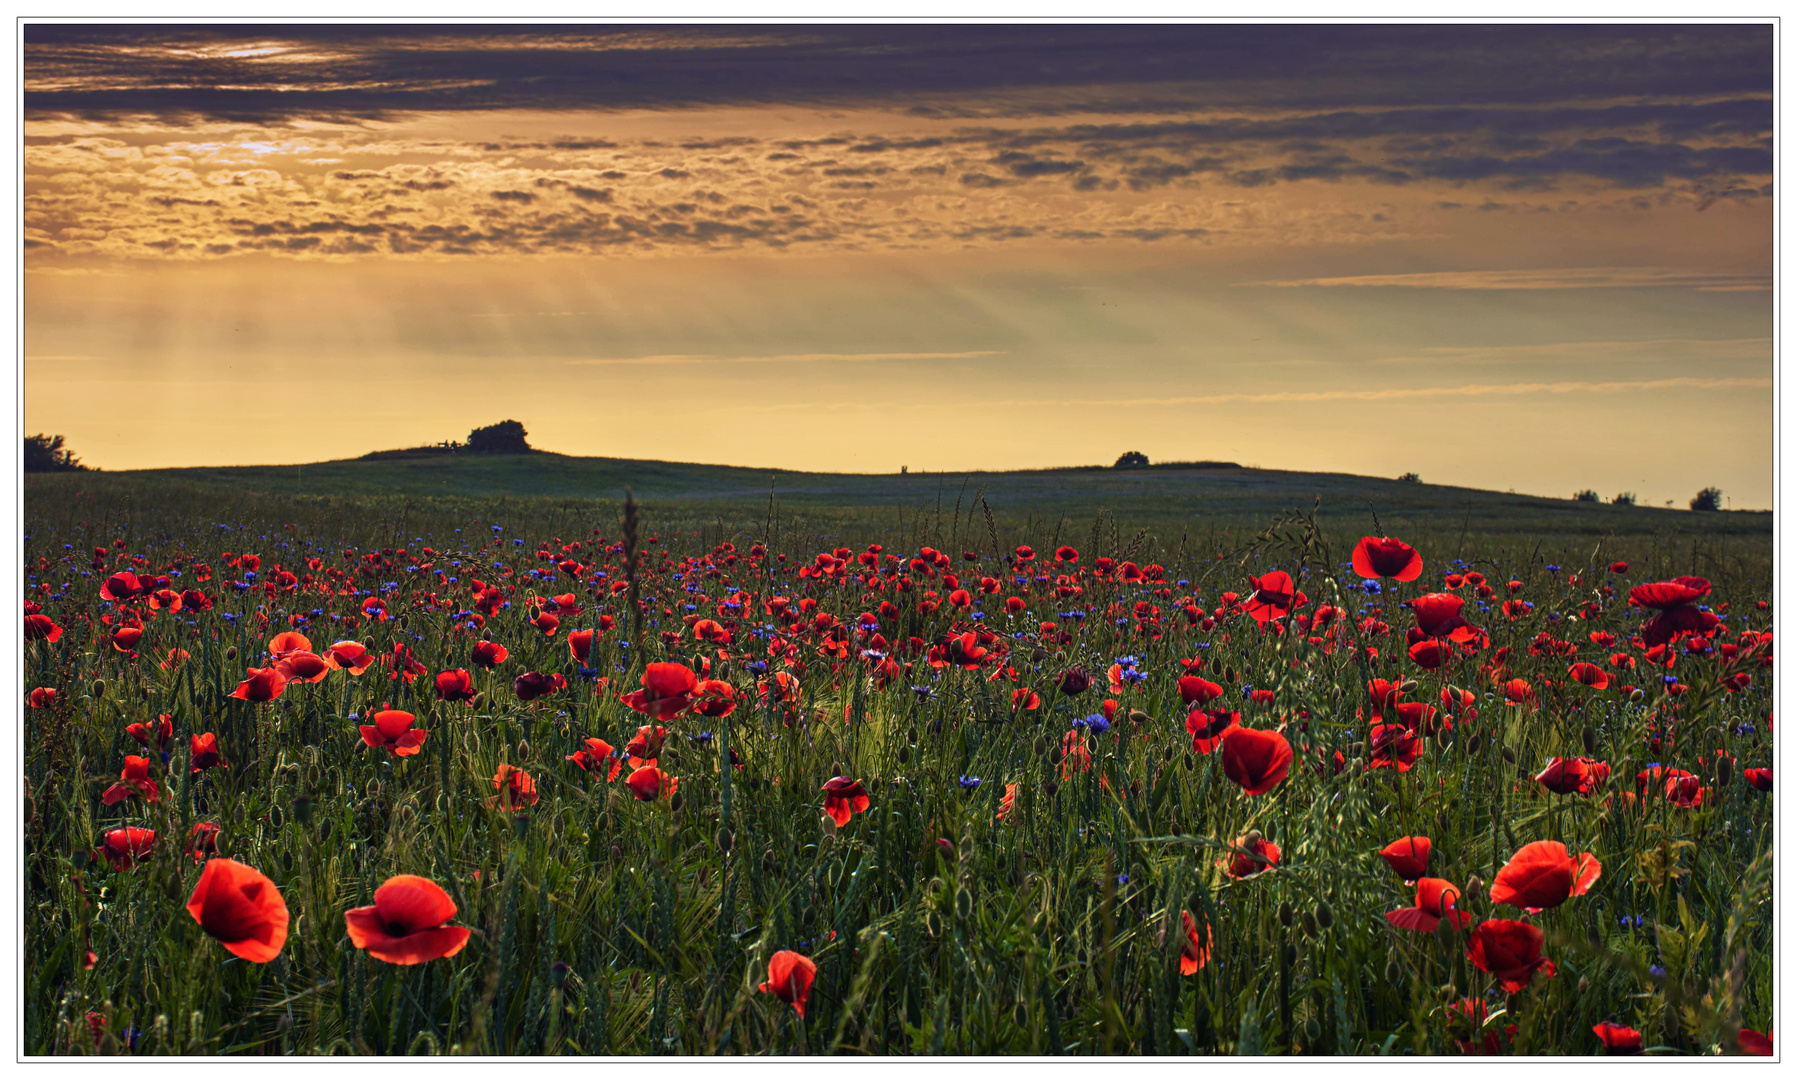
[20,466,1775,1056]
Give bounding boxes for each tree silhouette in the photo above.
[1689,487,1723,512]
[1114,450,1149,469]
[467,420,532,454]
[24,433,88,472]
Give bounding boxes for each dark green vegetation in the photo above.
[25,433,92,472]
[21,474,1773,1056]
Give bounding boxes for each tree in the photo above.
[1114,451,1149,469]
[1573,489,1600,503]
[1689,487,1723,512]
[1611,492,1636,507]
[467,420,532,454]
[1396,472,1421,484]
[24,433,88,472]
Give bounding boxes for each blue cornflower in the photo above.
[1072,714,1111,735]
[1362,580,1382,595]
[958,775,982,791]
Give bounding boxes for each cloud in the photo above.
[1237,268,1771,291]
[565,350,1005,366]
[1371,337,1771,363]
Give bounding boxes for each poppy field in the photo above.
[20,481,1776,1057]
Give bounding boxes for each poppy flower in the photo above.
[360,710,428,757]
[1535,757,1608,796]
[27,687,56,709]
[1501,679,1535,707]
[102,827,156,872]
[1410,593,1470,638]
[1466,919,1556,993]
[110,625,144,654]
[625,725,668,766]
[189,733,228,773]
[488,764,539,810]
[1737,1029,1772,1056]
[996,783,1019,824]
[1593,1022,1643,1055]
[180,589,213,612]
[1220,727,1292,795]
[229,667,287,703]
[1011,687,1041,712]
[821,777,870,827]
[1367,724,1422,772]
[1567,662,1610,689]
[513,671,567,702]
[1179,910,1213,975]
[1490,840,1600,911]
[1381,836,1431,880]
[1243,571,1304,626]
[470,640,509,669]
[1743,767,1771,792]
[127,713,174,754]
[1059,730,1092,778]
[759,950,817,1018]
[567,738,622,781]
[1186,708,1240,754]
[626,765,677,801]
[1386,878,1472,933]
[188,821,221,862]
[691,679,739,718]
[1225,833,1281,879]
[186,858,288,963]
[1177,675,1225,705]
[1353,536,1423,582]
[1631,576,1715,647]
[101,755,160,805]
[344,875,473,965]
[622,662,698,719]
[568,629,598,663]
[1057,667,1092,695]
[1406,639,1446,670]
[435,669,476,702]
[24,613,64,642]
[267,631,313,658]
[323,641,376,675]
[1395,701,1444,735]
[100,571,145,603]
[275,651,331,683]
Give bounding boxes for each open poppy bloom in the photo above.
[1177,675,1225,705]
[127,713,174,754]
[186,857,289,963]
[110,625,144,654]
[1501,679,1535,707]
[1186,708,1241,754]
[1567,662,1610,689]
[1366,724,1422,772]
[101,755,160,805]
[435,668,476,702]
[626,764,677,801]
[568,628,598,663]
[188,821,221,862]
[267,631,313,659]
[102,827,156,871]
[344,875,472,965]
[1535,756,1609,796]
[1179,910,1213,974]
[759,949,819,1020]
[513,671,567,701]
[100,571,145,603]
[567,737,622,781]
[275,651,331,683]
[1011,687,1042,712]
[691,679,739,718]
[1220,726,1293,795]
[1387,877,1472,933]
[1243,571,1305,626]
[1743,767,1772,792]
[1466,918,1556,993]
[1592,1022,1643,1055]
[488,764,539,810]
[1225,833,1281,879]
[27,687,56,709]
[1411,593,1473,639]
[821,776,871,827]
[625,725,668,766]
[324,641,376,675]
[1353,536,1423,581]
[1630,576,1714,647]
[360,710,428,757]
[1381,836,1431,880]
[24,613,63,642]
[189,733,228,773]
[229,667,287,703]
[622,662,699,719]
[1490,840,1600,912]
[470,640,509,668]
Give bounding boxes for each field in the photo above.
[20,462,1775,1056]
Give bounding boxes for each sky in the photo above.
[20,22,1775,508]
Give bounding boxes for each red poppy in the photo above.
[324,641,376,675]
[567,738,622,781]
[1631,576,1715,647]
[1243,571,1304,626]
[1535,756,1609,796]
[1743,767,1771,792]
[471,640,510,669]
[1411,593,1470,638]
[180,589,213,612]
[1593,1022,1643,1055]
[1406,639,1446,670]
[626,765,677,801]
[625,724,668,766]
[1386,877,1472,933]
[513,671,567,701]
[1490,840,1601,912]
[110,625,144,654]
[1381,836,1431,880]
[996,783,1018,824]
[1059,729,1092,778]
[1564,661,1610,690]
[1179,910,1213,975]
[1501,679,1535,707]
[1177,675,1224,705]
[1737,1029,1772,1056]
[102,827,156,871]
[127,713,175,753]
[160,648,192,670]
[1608,561,1629,574]
[622,662,698,719]
[101,755,160,805]
[189,733,229,773]
[1186,708,1240,754]
[186,857,289,963]
[1057,667,1092,695]
[267,631,313,658]
[1367,724,1422,772]
[147,588,183,612]
[530,609,561,637]
[435,669,476,702]
[360,710,428,757]
[27,687,56,709]
[488,764,539,810]
[24,613,63,641]
[760,950,817,1017]
[1011,687,1041,711]
[229,667,287,703]
[187,821,221,862]
[1395,701,1444,734]
[344,875,472,965]
[691,679,739,718]
[275,651,331,683]
[100,571,145,603]
[1466,919,1556,993]
[1220,727,1292,794]
[568,629,598,663]
[1352,536,1423,582]
[1225,834,1281,879]
[821,776,871,827]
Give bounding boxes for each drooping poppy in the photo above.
[1466,919,1556,993]
[1353,536,1423,582]
[1219,726,1292,795]
[186,857,289,963]
[821,776,871,827]
[513,671,567,701]
[229,667,287,703]
[1593,1022,1643,1055]
[1225,833,1281,879]
[626,765,677,801]
[470,640,509,669]
[1489,840,1601,912]
[1179,910,1213,975]
[324,641,376,675]
[488,764,539,810]
[359,710,428,757]
[1381,836,1431,880]
[435,669,476,702]
[1057,667,1092,695]
[1386,877,1472,933]
[566,738,622,781]
[102,827,156,871]
[189,733,228,774]
[344,875,473,965]
[759,950,817,1017]
[622,662,698,719]
[101,755,160,805]
[1186,707,1241,754]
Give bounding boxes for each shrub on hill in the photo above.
[24,434,90,472]
[467,420,533,454]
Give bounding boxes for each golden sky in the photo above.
[23,24,1773,507]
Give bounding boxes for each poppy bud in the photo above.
[1465,874,1484,899]
[1182,753,1194,771]
[897,745,911,764]
[551,961,570,986]
[1277,901,1294,927]
[398,615,410,630]
[1032,736,1047,757]
[291,795,314,823]
[925,910,943,938]
[1300,911,1317,938]
[820,815,837,837]
[1283,943,1298,965]
[1629,688,1645,703]
[92,678,106,697]
[1314,901,1334,930]
[1128,708,1150,726]
[1434,729,1450,749]
[1050,747,1064,765]
[1466,734,1481,755]
[1716,758,1733,786]
[1044,780,1059,796]
[762,848,776,874]
[716,828,733,853]
[513,813,530,840]
[1014,1001,1029,1028]
[1385,958,1404,985]
[1438,984,1456,1001]
[1582,727,1599,754]
[1303,1016,1322,1044]
[669,790,684,812]
[1578,975,1590,994]
[1243,829,1263,846]
[1501,746,1517,765]
[1030,647,1049,664]
[955,888,972,921]
[1224,665,1238,685]
[1348,741,1366,759]
[225,646,237,661]
[470,692,486,710]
